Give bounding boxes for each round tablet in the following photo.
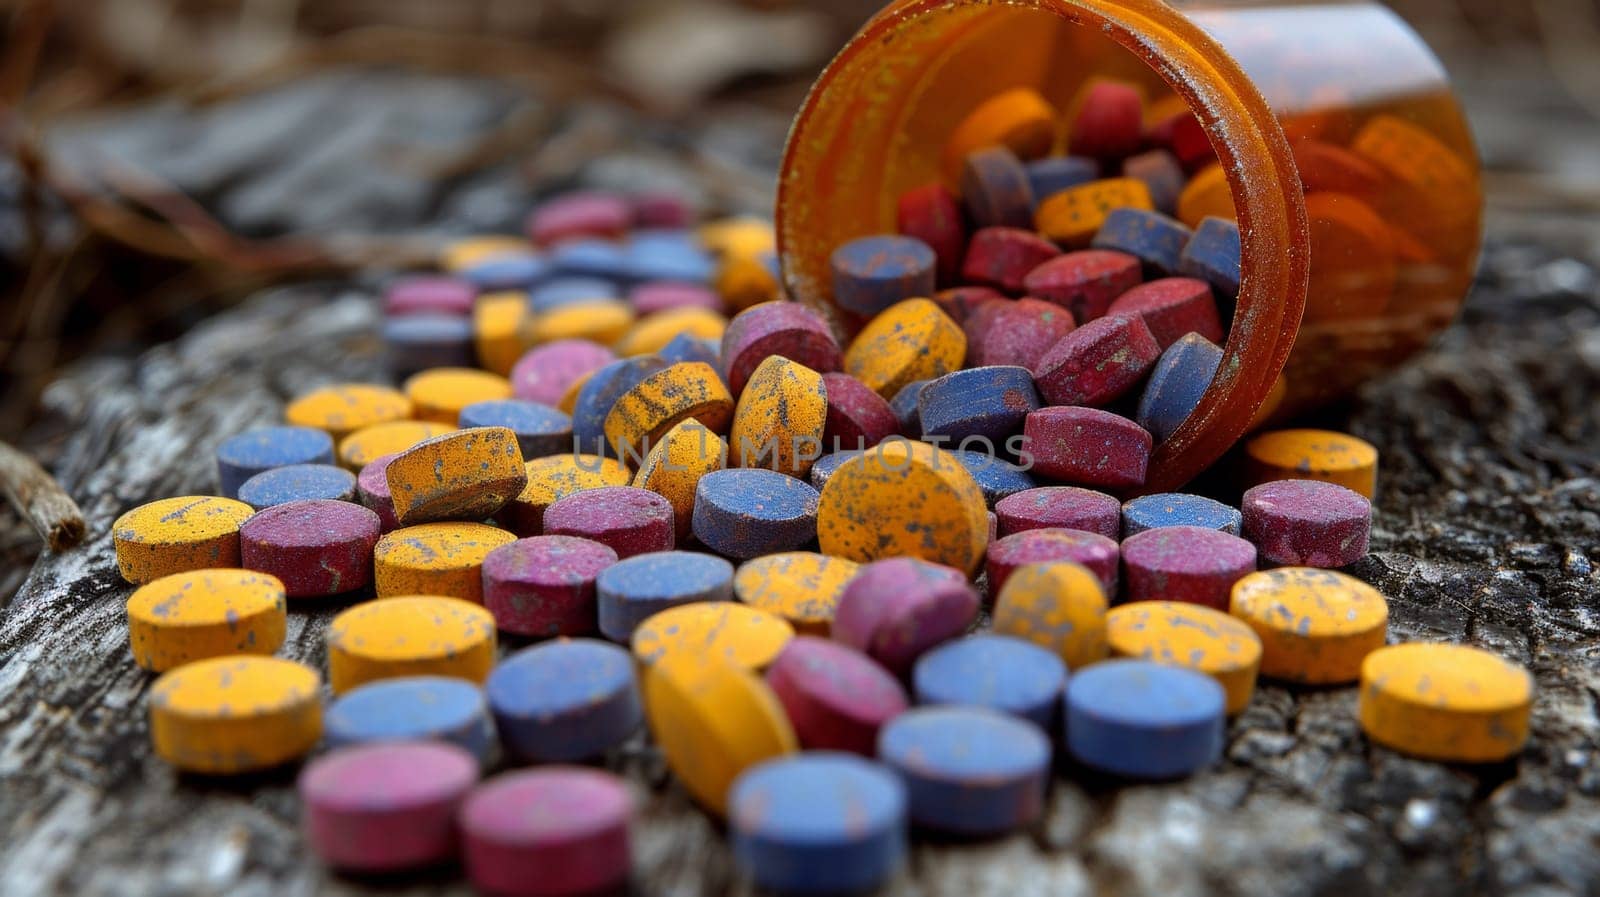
[961,146,1035,230]
[527,190,631,245]
[991,561,1110,672]
[324,676,495,762]
[821,372,900,451]
[1023,406,1153,489]
[630,282,722,315]
[613,307,727,359]
[126,569,286,672]
[631,420,727,541]
[633,602,794,669]
[459,399,572,460]
[897,182,965,283]
[1105,277,1223,350]
[112,495,255,585]
[542,486,674,559]
[947,449,1037,507]
[1064,659,1226,779]
[913,634,1067,730]
[338,420,453,470]
[384,313,475,375]
[961,226,1061,294]
[482,535,618,636]
[987,528,1119,595]
[843,298,966,398]
[1358,643,1533,763]
[996,486,1121,540]
[830,234,937,317]
[240,499,381,597]
[808,450,861,492]
[1178,216,1242,299]
[405,368,513,425]
[1068,80,1142,160]
[878,706,1049,836]
[719,302,842,398]
[504,454,632,536]
[1031,314,1161,408]
[236,463,357,509]
[729,355,828,477]
[356,453,401,531]
[603,361,733,460]
[943,88,1058,182]
[888,379,929,435]
[463,253,548,292]
[1229,568,1388,684]
[693,469,819,560]
[1105,602,1262,714]
[765,636,907,755]
[1026,155,1097,203]
[300,741,478,872]
[730,753,908,895]
[917,366,1040,445]
[966,297,1077,370]
[1120,525,1257,608]
[817,441,988,574]
[285,383,413,441]
[658,332,722,367]
[510,339,616,407]
[327,595,497,694]
[384,275,476,316]
[373,522,516,602]
[1244,428,1379,498]
[733,552,860,635]
[486,639,641,763]
[1091,208,1192,277]
[1135,332,1224,444]
[528,277,617,313]
[460,768,634,897]
[1121,492,1242,537]
[831,557,979,677]
[216,425,335,498]
[596,550,735,642]
[149,656,322,774]
[1241,479,1372,568]
[1022,249,1143,323]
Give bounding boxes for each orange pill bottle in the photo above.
[777,0,1480,491]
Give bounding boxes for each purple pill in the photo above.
[511,339,617,407]
[831,557,979,677]
[240,499,381,597]
[995,486,1122,540]
[1121,525,1257,609]
[630,281,723,315]
[384,275,477,317]
[357,453,401,532]
[986,528,1120,596]
[482,535,619,636]
[961,146,1035,230]
[542,486,675,559]
[300,741,478,872]
[720,302,842,398]
[1241,479,1372,568]
[460,768,633,897]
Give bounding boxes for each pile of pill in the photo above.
[107,79,1532,897]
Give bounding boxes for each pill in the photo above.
[693,468,820,559]
[385,275,477,317]
[441,235,531,272]
[896,183,966,284]
[1178,216,1242,303]
[1177,164,1236,229]
[1136,332,1224,443]
[878,706,1049,836]
[459,399,572,460]
[540,485,674,559]
[526,191,631,246]
[933,285,1006,324]
[831,557,979,676]
[1105,601,1262,714]
[216,425,336,498]
[571,356,670,455]
[604,361,734,462]
[1026,155,1098,202]
[486,639,641,762]
[300,741,479,872]
[967,298,1077,370]
[658,332,722,368]
[1063,659,1225,778]
[1121,148,1186,215]
[385,427,527,526]
[719,301,842,398]
[1147,108,1215,172]
[324,676,494,761]
[734,551,860,635]
[888,380,930,435]
[960,227,1062,294]
[817,441,988,574]
[328,595,496,694]
[960,146,1035,230]
[239,499,380,597]
[285,383,413,441]
[355,454,402,532]
[730,355,828,476]
[384,314,475,375]
[916,366,1039,446]
[126,569,286,672]
[550,241,631,282]
[913,634,1067,729]
[1023,406,1152,489]
[502,454,632,536]
[460,768,634,897]
[237,463,358,509]
[699,215,776,259]
[808,450,860,491]
[634,601,793,669]
[613,307,728,358]
[1243,428,1379,498]
[1358,643,1533,763]
[112,496,255,584]
[146,655,319,778]
[713,253,783,311]
[645,654,797,814]
[1022,249,1143,323]
[528,277,618,314]
[730,753,907,895]
[987,527,1119,595]
[1122,492,1242,537]
[1302,192,1397,323]
[630,420,726,541]
[1241,479,1371,568]
[527,300,635,346]
[1068,80,1143,161]
[991,561,1109,670]
[947,449,1037,507]
[622,233,716,284]
[942,87,1058,182]
[473,291,530,376]
[633,192,693,228]
[1035,177,1153,247]
[829,234,938,317]
[1090,208,1192,278]
[819,372,898,451]
[596,550,734,641]
[1105,277,1222,350]
[1031,314,1160,408]
[404,367,513,425]
[1230,567,1387,683]
[1292,140,1384,198]
[464,254,549,293]
[373,521,515,601]
[996,486,1121,540]
[483,532,618,636]
[630,281,722,315]
[763,636,907,755]
[338,420,452,470]
[846,300,966,399]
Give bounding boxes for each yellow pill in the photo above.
[284,383,413,441]
[127,569,287,673]
[843,298,966,398]
[149,655,321,774]
[714,255,782,312]
[733,552,860,635]
[613,307,728,358]
[326,595,497,694]
[526,300,635,347]
[817,440,988,575]
[633,420,726,540]
[558,370,594,415]
[1177,164,1237,229]
[1246,373,1288,433]
[1035,177,1154,246]
[1230,568,1388,684]
[386,427,528,526]
[440,235,531,271]
[941,87,1059,183]
[698,216,775,259]
[372,522,516,601]
[992,561,1109,671]
[404,368,513,425]
[505,454,632,533]
[1244,428,1379,498]
[1106,601,1262,714]
[632,601,795,669]
[729,356,828,477]
[474,291,530,376]
[113,496,255,585]
[1358,643,1533,763]
[603,362,734,462]
[1144,93,1189,127]
[1352,115,1473,202]
[644,654,797,815]
[338,420,454,470]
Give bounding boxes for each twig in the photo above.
[0,442,85,551]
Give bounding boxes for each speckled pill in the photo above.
[1243,428,1379,498]
[1090,208,1192,277]
[604,361,734,462]
[613,307,727,358]
[967,298,1077,370]
[1031,314,1161,408]
[1105,277,1223,350]
[942,88,1058,182]
[474,291,531,376]
[991,561,1110,671]
[460,767,634,897]
[459,399,572,460]
[1121,525,1255,608]
[897,183,966,284]
[764,636,906,754]
[830,234,938,317]
[631,420,726,541]
[596,550,734,642]
[237,463,358,510]
[913,634,1068,730]
[384,314,475,375]
[734,551,859,635]
[356,454,401,532]
[502,454,631,536]
[126,569,286,672]
[1136,332,1224,443]
[918,366,1039,445]
[300,741,479,872]
[1068,80,1143,160]
[511,339,616,407]
[808,450,860,491]
[526,191,631,246]
[1241,479,1371,568]
[947,450,1037,507]
[328,595,497,694]
[633,601,793,669]
[1027,155,1098,202]
[571,356,669,456]
[820,372,898,451]
[113,496,254,584]
[486,639,641,763]
[385,275,476,317]
[987,528,1120,595]
[888,380,930,435]
[285,383,413,441]
[542,486,674,558]
[960,146,1035,229]
[1023,406,1153,489]
[386,427,526,526]
[817,441,988,574]
[729,355,828,476]
[832,557,979,677]
[1023,250,1143,323]
[1122,492,1242,537]
[878,706,1049,836]
[996,486,1121,539]
[693,468,819,559]
[1064,659,1225,779]
[240,499,380,597]
[1122,149,1186,215]
[149,656,321,774]
[405,368,514,425]
[658,332,722,367]
[1035,178,1154,247]
[1230,568,1388,684]
[1178,216,1242,302]
[720,301,842,398]
[216,425,336,498]
[960,227,1061,294]
[323,676,494,762]
[1105,601,1262,714]
[481,535,616,636]
[338,420,453,470]
[372,521,515,601]
[1358,643,1533,763]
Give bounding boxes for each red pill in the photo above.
[961,147,1035,230]
[460,768,633,897]
[1241,479,1372,568]
[482,535,619,636]
[986,528,1120,595]
[822,372,900,449]
[240,499,381,597]
[631,192,693,229]
[1106,277,1223,350]
[1068,81,1143,161]
[526,192,631,247]
[1023,406,1153,489]
[934,286,1007,324]
[721,302,842,397]
[832,557,979,677]
[542,486,675,559]
[995,486,1121,540]
[897,182,967,285]
[961,227,1062,294]
[1022,249,1142,322]
[1292,140,1384,198]
[630,282,723,315]
[300,741,478,873]
[1147,110,1216,173]
[960,298,1011,350]
[766,636,909,755]
[1120,525,1257,608]
[968,297,1077,370]
[1032,314,1162,407]
[357,453,401,532]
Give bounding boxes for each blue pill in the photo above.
[877,706,1050,837]
[1121,492,1242,537]
[1091,207,1193,277]
[1063,659,1225,779]
[1178,216,1241,310]
[459,399,573,460]
[324,675,495,763]
[917,366,1040,444]
[692,469,820,560]
[485,639,641,762]
[623,231,715,283]
[889,379,930,436]
[1135,332,1223,443]
[216,426,335,498]
[236,463,357,510]
[462,253,549,292]
[1025,155,1098,204]
[383,314,475,375]
[808,450,863,491]
[571,356,669,456]
[658,332,721,367]
[529,276,619,313]
[912,635,1068,731]
[830,235,938,316]
[947,449,1036,508]
[596,550,735,642]
[730,753,908,895]
[550,239,632,282]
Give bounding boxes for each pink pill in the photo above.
[1105,277,1223,350]
[1031,313,1161,407]
[1023,406,1152,489]
[461,768,633,897]
[631,192,693,229]
[512,339,617,406]
[832,557,979,677]
[995,486,1121,540]
[629,281,723,315]
[766,636,908,755]
[483,535,620,636]
[357,453,402,532]
[1241,479,1372,568]
[526,192,632,247]
[384,276,476,317]
[968,297,1077,370]
[721,301,842,397]
[300,741,478,872]
[822,372,900,449]
[240,499,381,597]
[542,486,674,559]
[986,528,1120,595]
[1120,525,1257,608]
